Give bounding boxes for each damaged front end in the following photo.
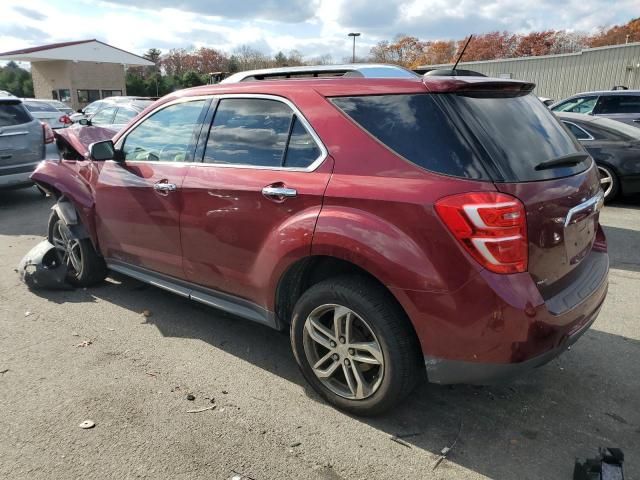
[17,240,72,290]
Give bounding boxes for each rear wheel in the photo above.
[597,164,619,202]
[48,212,107,287]
[290,276,422,416]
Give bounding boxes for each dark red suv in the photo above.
[32,69,609,415]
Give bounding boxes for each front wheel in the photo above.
[290,276,422,416]
[48,212,107,287]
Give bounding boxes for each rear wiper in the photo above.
[535,153,589,171]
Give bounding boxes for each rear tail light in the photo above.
[435,192,528,274]
[59,114,72,125]
[41,122,55,144]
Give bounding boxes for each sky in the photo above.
[0,0,638,62]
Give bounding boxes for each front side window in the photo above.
[595,95,640,115]
[552,96,598,114]
[121,100,206,162]
[77,89,100,103]
[91,106,117,125]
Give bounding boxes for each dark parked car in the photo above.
[551,90,640,127]
[557,112,640,201]
[32,70,608,415]
[0,96,55,189]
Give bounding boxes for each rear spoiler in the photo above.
[423,76,535,96]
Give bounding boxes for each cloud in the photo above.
[0,24,49,42]
[100,0,320,23]
[12,6,47,21]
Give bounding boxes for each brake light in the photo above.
[59,114,72,125]
[41,122,55,144]
[435,192,528,274]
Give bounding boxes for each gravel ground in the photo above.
[0,187,638,480]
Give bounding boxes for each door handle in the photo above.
[262,185,297,200]
[633,119,640,123]
[153,182,177,193]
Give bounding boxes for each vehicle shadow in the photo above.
[61,271,639,480]
[603,225,640,272]
[0,187,53,236]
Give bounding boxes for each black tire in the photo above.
[290,275,422,416]
[597,164,619,202]
[48,211,107,287]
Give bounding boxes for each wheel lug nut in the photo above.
[344,359,350,366]
[348,348,354,355]
[332,353,339,361]
[339,337,346,344]
[330,341,336,348]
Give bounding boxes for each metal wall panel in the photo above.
[422,43,640,102]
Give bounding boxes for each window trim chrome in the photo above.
[561,120,594,141]
[113,94,328,173]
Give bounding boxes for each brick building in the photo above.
[0,39,154,110]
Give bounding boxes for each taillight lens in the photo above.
[41,122,55,144]
[435,192,528,274]
[59,114,72,125]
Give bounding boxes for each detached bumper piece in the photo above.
[574,448,624,480]
[17,240,71,290]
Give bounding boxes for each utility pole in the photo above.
[348,32,361,63]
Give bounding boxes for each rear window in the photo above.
[23,101,59,113]
[331,94,490,179]
[440,93,587,181]
[0,101,32,127]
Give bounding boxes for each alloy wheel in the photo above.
[302,304,384,400]
[597,165,614,199]
[51,221,83,276]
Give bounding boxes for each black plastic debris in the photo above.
[574,448,624,480]
[17,240,72,290]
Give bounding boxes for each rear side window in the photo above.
[204,98,322,169]
[331,94,489,179]
[552,96,598,114]
[442,93,586,181]
[562,121,592,140]
[0,102,32,127]
[595,95,640,115]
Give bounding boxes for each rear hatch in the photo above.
[22,100,65,129]
[436,83,602,294]
[0,99,43,171]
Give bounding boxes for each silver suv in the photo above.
[0,96,53,189]
[551,90,640,127]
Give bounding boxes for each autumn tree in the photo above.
[419,40,456,65]
[590,17,640,47]
[459,31,518,61]
[513,30,558,57]
[369,35,426,67]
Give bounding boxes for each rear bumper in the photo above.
[424,293,603,384]
[391,249,609,385]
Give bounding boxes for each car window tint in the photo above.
[122,100,206,162]
[23,101,59,113]
[552,96,598,114]
[114,108,137,124]
[204,98,292,167]
[283,116,321,168]
[91,106,116,125]
[563,121,591,140]
[595,95,640,115]
[332,94,489,179]
[0,102,32,126]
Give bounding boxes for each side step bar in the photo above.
[107,260,278,329]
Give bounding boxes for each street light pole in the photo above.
[348,32,361,63]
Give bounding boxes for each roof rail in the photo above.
[221,64,418,83]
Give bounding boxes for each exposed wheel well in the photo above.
[275,256,417,336]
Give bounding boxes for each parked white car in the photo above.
[21,99,70,129]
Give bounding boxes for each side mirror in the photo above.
[78,118,91,126]
[88,140,119,161]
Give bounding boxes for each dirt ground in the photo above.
[1,187,638,480]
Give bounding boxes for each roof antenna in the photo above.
[451,35,473,75]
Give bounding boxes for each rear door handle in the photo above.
[262,185,297,200]
[153,182,177,194]
[633,119,640,123]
